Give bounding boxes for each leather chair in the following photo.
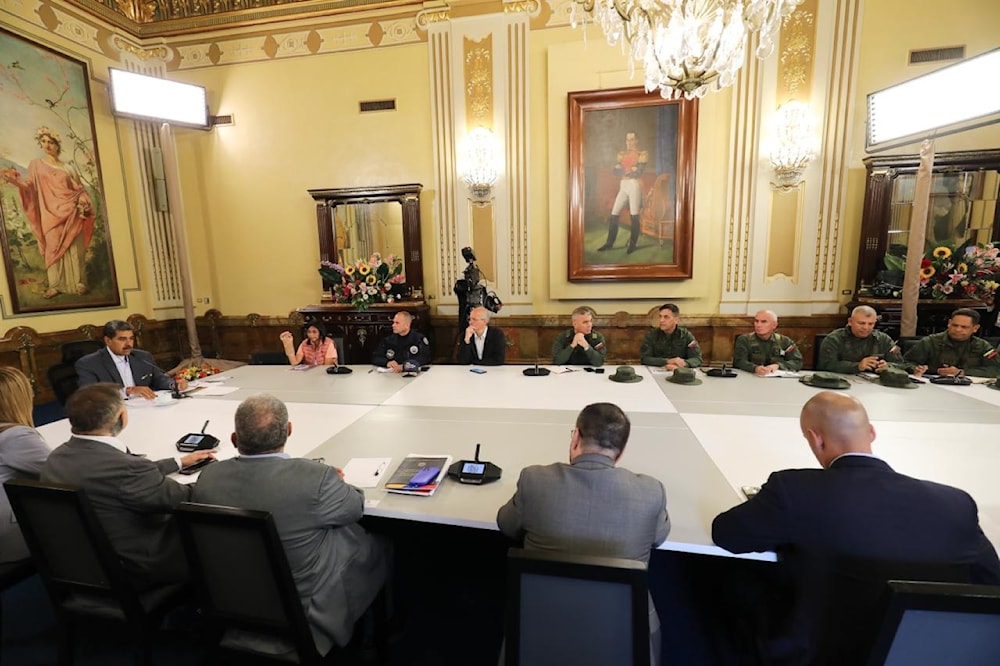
[60,340,102,365]
[504,548,650,666]
[249,352,289,365]
[3,479,189,666]
[766,550,970,666]
[865,580,1000,665]
[898,336,923,357]
[174,502,387,665]
[46,363,81,406]
[812,333,829,370]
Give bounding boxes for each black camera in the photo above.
[454,246,501,315]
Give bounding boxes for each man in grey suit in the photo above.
[75,320,186,400]
[40,383,215,589]
[192,394,389,656]
[497,402,670,664]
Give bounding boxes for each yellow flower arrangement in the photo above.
[319,253,405,311]
[174,363,221,381]
[932,246,952,259]
[884,241,1000,304]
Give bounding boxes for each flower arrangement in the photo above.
[883,241,1000,304]
[174,364,222,382]
[319,253,404,311]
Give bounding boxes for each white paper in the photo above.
[193,385,241,396]
[760,370,802,378]
[202,374,232,383]
[343,457,393,488]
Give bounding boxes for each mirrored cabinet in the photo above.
[301,184,428,363]
[855,150,1000,296]
[851,150,1000,335]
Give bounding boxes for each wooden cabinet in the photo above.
[852,150,1000,335]
[855,150,1000,296]
[298,303,430,365]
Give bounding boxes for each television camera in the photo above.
[454,247,501,330]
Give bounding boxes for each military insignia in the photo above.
[688,340,699,348]
[594,341,606,351]
[889,345,900,355]
[409,345,419,354]
[785,344,796,355]
[422,337,429,345]
[385,349,395,359]
[984,348,998,360]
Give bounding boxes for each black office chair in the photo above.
[812,333,829,369]
[865,580,1000,665]
[46,363,81,405]
[174,502,386,665]
[767,551,970,666]
[249,352,289,365]
[3,479,189,666]
[898,336,923,356]
[505,548,650,666]
[60,340,102,365]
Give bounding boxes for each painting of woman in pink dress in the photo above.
[0,28,119,313]
[1,127,95,299]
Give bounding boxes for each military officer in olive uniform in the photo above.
[552,306,607,366]
[640,303,703,370]
[905,308,1000,378]
[372,311,431,372]
[733,310,803,375]
[818,305,911,374]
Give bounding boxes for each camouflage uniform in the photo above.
[551,330,607,366]
[640,327,703,368]
[732,333,803,373]
[372,329,431,367]
[818,327,909,374]
[904,333,1000,378]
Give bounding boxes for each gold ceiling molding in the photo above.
[66,0,423,37]
[777,2,815,99]
[112,35,169,59]
[502,0,538,14]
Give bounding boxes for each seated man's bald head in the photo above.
[800,391,875,467]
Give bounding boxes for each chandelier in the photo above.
[571,0,804,100]
[769,100,818,191]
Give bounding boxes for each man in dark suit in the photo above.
[712,391,1000,662]
[497,402,669,664]
[40,383,215,589]
[192,394,389,656]
[457,306,506,365]
[75,320,184,400]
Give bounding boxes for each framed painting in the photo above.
[0,28,119,314]
[568,87,698,281]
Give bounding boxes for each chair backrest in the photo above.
[3,478,144,618]
[249,351,289,366]
[331,337,345,364]
[783,550,971,665]
[866,580,1000,666]
[505,548,650,666]
[898,336,923,356]
[173,502,320,661]
[61,339,103,364]
[813,333,829,369]
[46,363,80,405]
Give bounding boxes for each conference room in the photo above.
[3,0,1000,663]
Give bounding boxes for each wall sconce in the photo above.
[768,101,819,191]
[460,127,499,202]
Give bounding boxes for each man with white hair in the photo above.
[732,310,802,375]
[817,305,914,373]
[457,306,506,365]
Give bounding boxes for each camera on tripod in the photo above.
[454,247,502,314]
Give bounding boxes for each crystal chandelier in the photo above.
[571,0,804,100]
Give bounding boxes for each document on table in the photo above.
[343,457,393,488]
[760,370,802,378]
[193,385,241,396]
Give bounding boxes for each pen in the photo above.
[374,462,387,476]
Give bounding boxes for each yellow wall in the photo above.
[4,0,1000,335]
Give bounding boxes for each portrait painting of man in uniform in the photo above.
[0,28,119,314]
[568,86,698,282]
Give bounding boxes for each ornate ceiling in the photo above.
[67,0,421,37]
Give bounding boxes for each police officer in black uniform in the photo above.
[372,311,431,372]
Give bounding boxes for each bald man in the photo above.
[712,392,1000,581]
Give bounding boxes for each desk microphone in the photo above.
[523,362,550,377]
[706,363,737,378]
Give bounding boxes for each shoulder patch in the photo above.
[984,348,998,360]
[422,337,429,345]
[409,345,419,355]
[688,339,699,348]
[385,349,395,359]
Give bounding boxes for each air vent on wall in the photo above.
[909,46,965,65]
[359,99,396,113]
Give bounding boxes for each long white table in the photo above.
[37,364,1000,562]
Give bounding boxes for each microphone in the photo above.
[523,361,550,377]
[474,443,481,462]
[170,379,184,400]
